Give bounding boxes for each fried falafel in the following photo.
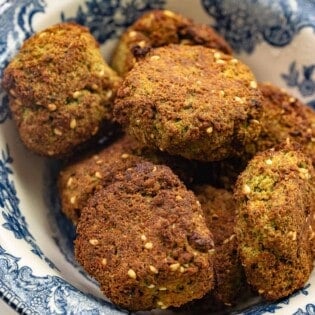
[75,161,215,311]
[114,44,262,161]
[111,9,232,76]
[254,82,315,164]
[2,23,121,158]
[234,141,315,300]
[194,185,246,306]
[58,134,198,223]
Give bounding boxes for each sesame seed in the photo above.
[147,284,155,289]
[73,91,81,99]
[121,153,129,159]
[265,159,273,165]
[9,89,16,97]
[97,69,105,77]
[234,96,244,104]
[230,58,238,64]
[106,90,113,99]
[287,231,297,241]
[243,184,251,194]
[170,263,180,271]
[92,126,99,135]
[219,90,225,97]
[48,103,57,111]
[309,231,315,240]
[312,137,315,142]
[150,134,155,139]
[149,265,159,274]
[127,269,137,279]
[216,59,226,64]
[144,242,153,250]
[157,301,168,309]
[179,266,185,273]
[251,119,260,124]
[206,126,213,134]
[249,81,257,89]
[70,196,76,204]
[67,177,73,187]
[135,119,140,125]
[196,200,201,207]
[213,52,222,59]
[196,80,202,85]
[150,55,160,61]
[53,128,62,136]
[89,239,99,245]
[128,30,137,38]
[176,195,183,201]
[159,287,167,291]
[289,97,296,103]
[93,155,99,160]
[163,10,175,17]
[101,258,107,266]
[95,159,103,165]
[152,166,157,172]
[94,172,102,179]
[138,40,146,48]
[208,249,215,255]
[258,289,265,294]
[141,234,147,241]
[70,118,77,129]
[91,84,98,90]
[212,214,219,219]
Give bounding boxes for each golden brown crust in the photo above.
[194,185,247,306]
[114,44,262,161]
[234,141,315,300]
[58,134,198,224]
[2,23,121,158]
[75,162,215,311]
[256,82,315,164]
[58,135,142,224]
[110,9,232,76]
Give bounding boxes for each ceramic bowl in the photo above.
[0,0,315,314]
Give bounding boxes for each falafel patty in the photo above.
[114,44,262,161]
[111,9,232,76]
[234,141,315,300]
[255,82,315,164]
[75,161,215,311]
[2,23,121,158]
[58,134,198,224]
[194,185,246,306]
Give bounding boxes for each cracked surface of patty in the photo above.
[234,141,315,300]
[114,44,262,161]
[2,22,121,158]
[110,9,232,76]
[75,161,215,311]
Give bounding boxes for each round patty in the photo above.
[194,185,246,306]
[58,134,198,224]
[234,140,315,300]
[2,23,121,158]
[75,161,215,311]
[114,44,262,161]
[110,9,232,76]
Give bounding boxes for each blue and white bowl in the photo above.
[0,1,315,314]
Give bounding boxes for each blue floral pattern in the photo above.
[293,303,315,315]
[0,0,46,123]
[201,0,315,53]
[282,61,315,108]
[61,0,166,44]
[0,145,57,270]
[0,246,126,315]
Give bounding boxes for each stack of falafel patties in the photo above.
[3,9,315,313]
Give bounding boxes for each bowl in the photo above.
[0,0,315,314]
